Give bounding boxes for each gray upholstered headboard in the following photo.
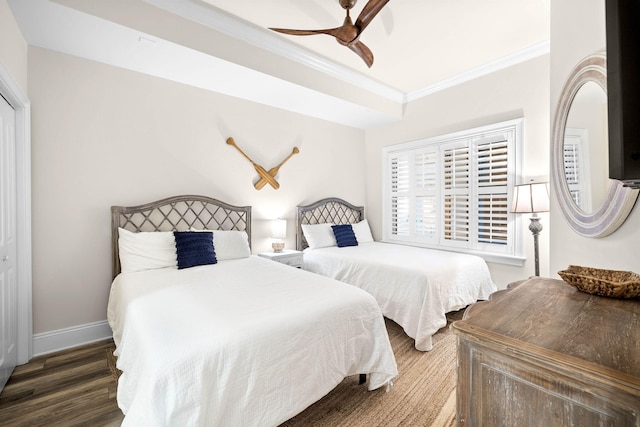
[296,197,364,251]
[111,195,251,279]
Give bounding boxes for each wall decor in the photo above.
[226,137,279,189]
[254,147,299,190]
[226,137,299,190]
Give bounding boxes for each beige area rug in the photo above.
[107,311,462,427]
[281,311,461,427]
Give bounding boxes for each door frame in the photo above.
[0,63,32,364]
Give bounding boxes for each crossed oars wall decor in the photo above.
[226,137,299,190]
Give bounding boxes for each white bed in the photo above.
[297,198,497,352]
[108,195,397,427]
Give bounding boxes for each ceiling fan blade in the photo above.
[349,40,374,68]
[269,27,337,37]
[271,25,358,44]
[355,0,390,33]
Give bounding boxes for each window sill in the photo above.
[379,240,526,266]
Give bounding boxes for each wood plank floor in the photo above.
[0,339,124,427]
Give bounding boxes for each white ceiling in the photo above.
[8,0,550,129]
[202,0,550,93]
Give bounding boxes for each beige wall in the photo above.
[0,0,27,91]
[28,47,366,334]
[365,55,551,289]
[26,46,551,339]
[550,0,640,275]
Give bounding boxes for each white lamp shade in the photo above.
[271,219,287,239]
[511,182,550,213]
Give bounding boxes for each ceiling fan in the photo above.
[269,0,390,68]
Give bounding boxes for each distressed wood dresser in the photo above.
[451,277,640,426]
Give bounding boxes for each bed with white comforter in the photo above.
[109,195,397,427]
[297,197,497,352]
[108,256,397,426]
[302,242,495,351]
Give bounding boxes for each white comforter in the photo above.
[303,242,497,351]
[108,256,397,427]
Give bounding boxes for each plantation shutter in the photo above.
[442,142,470,245]
[414,148,438,242]
[563,137,582,207]
[382,119,520,259]
[475,134,509,248]
[390,154,410,237]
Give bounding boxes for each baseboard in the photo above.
[32,320,113,357]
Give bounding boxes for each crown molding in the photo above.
[14,0,549,129]
[144,0,405,104]
[404,40,550,103]
[147,0,550,106]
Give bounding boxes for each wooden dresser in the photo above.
[451,277,640,427]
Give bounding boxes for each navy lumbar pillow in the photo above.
[331,224,358,248]
[173,231,217,269]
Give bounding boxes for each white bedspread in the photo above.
[108,256,397,427]
[303,242,496,351]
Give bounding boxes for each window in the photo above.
[383,119,523,263]
[563,128,592,211]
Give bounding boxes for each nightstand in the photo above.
[258,250,303,268]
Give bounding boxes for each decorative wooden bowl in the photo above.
[558,265,640,298]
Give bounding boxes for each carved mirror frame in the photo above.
[552,52,639,237]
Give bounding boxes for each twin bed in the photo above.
[297,198,497,352]
[108,195,397,426]
[107,194,495,425]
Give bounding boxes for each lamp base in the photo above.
[529,215,542,277]
[272,242,285,253]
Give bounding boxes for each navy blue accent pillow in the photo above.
[331,224,358,248]
[173,231,217,269]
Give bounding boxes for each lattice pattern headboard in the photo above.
[296,198,364,251]
[111,195,251,279]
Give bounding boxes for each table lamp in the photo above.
[271,218,286,252]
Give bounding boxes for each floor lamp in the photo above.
[511,181,550,276]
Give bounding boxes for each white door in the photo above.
[0,94,17,392]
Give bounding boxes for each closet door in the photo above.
[0,94,17,392]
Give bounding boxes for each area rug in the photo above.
[107,311,462,427]
[280,311,462,427]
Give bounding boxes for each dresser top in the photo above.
[452,277,640,386]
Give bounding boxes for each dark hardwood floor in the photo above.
[0,339,124,427]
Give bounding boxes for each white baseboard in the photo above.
[32,320,113,357]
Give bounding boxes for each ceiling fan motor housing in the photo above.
[340,0,358,10]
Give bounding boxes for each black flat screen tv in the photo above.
[606,0,640,188]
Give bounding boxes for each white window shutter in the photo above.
[390,154,410,237]
[442,143,470,246]
[475,134,510,250]
[563,128,591,211]
[414,148,438,242]
[382,118,521,261]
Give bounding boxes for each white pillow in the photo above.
[212,230,251,260]
[352,219,374,243]
[118,228,177,273]
[301,223,336,249]
[190,229,251,260]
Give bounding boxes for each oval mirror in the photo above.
[563,81,609,212]
[552,52,639,237]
